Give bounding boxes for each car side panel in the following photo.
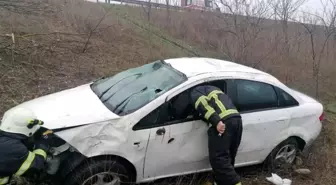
[235,109,291,166]
[286,102,323,148]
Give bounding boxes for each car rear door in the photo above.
[228,79,291,165]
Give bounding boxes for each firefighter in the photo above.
[190,85,243,185]
[0,107,54,185]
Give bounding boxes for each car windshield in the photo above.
[90,60,187,116]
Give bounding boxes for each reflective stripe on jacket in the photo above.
[0,177,9,185]
[0,131,47,180]
[190,85,240,127]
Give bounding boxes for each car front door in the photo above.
[229,79,291,165]
[135,79,228,180]
[143,118,210,179]
[132,101,211,180]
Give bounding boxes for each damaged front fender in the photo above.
[53,119,129,158]
[45,119,131,182]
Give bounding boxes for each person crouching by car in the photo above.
[0,107,54,185]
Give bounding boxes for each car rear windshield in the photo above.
[90,60,187,116]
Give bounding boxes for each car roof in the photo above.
[165,57,268,77]
[164,57,306,105]
[165,57,286,88]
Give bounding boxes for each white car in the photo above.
[11,57,323,185]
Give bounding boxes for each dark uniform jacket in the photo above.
[0,131,47,184]
[191,85,242,185]
[190,85,240,127]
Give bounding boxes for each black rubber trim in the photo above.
[53,124,89,132]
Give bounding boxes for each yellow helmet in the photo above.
[0,107,42,137]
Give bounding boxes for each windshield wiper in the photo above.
[98,73,142,99]
[93,76,106,83]
[112,87,148,113]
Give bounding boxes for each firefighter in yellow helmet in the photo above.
[0,107,54,185]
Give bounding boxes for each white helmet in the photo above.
[0,107,43,137]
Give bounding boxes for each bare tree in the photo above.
[268,0,306,53]
[82,6,112,53]
[142,0,152,22]
[295,0,336,98]
[217,0,271,65]
[142,0,153,57]
[165,0,171,28]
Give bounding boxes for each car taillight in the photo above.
[319,112,325,121]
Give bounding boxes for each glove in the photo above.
[35,130,54,152]
[41,129,54,139]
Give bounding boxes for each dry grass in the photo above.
[0,0,336,185]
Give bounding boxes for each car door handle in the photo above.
[156,128,166,135]
[133,142,144,150]
[168,138,175,144]
[276,117,288,121]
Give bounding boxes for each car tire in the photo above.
[264,138,299,171]
[63,159,134,185]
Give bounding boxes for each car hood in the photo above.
[13,83,120,129]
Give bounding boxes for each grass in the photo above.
[0,0,336,185]
[107,5,212,57]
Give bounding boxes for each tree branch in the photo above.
[82,7,112,53]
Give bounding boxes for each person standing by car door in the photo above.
[190,85,243,185]
[0,107,54,185]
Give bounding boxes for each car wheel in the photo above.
[64,159,134,185]
[264,138,299,170]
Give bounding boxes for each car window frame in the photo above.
[231,79,301,114]
[132,79,230,131]
[274,86,300,108]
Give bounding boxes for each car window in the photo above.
[90,60,187,116]
[133,103,169,130]
[166,79,228,123]
[207,80,227,93]
[235,79,278,112]
[133,80,227,130]
[275,87,299,107]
